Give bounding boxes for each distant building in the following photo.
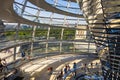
[75,25,87,40]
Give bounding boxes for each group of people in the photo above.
[57,69,63,80]
[47,67,53,75]
[0,58,8,72]
[57,62,77,80]
[82,62,98,72]
[64,62,77,74]
[64,65,70,74]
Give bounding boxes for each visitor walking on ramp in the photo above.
[73,62,77,76]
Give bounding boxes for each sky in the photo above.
[45,0,82,14]
[13,0,87,26]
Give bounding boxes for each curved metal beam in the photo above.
[63,0,82,3]
[0,0,85,29]
[28,0,84,18]
[0,0,86,33]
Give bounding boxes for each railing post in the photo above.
[46,27,50,53]
[13,47,16,61]
[60,28,64,53]
[30,26,36,57]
